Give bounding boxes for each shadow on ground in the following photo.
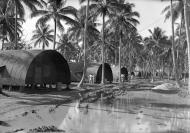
[0,120,10,127]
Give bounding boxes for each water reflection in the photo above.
[59,95,190,133]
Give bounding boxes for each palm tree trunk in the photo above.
[118,32,122,83]
[151,57,154,82]
[184,0,190,90]
[170,0,178,82]
[162,59,165,79]
[178,17,183,79]
[42,43,45,50]
[77,0,90,87]
[1,38,4,50]
[101,13,105,84]
[53,18,57,50]
[15,3,18,50]
[115,49,117,65]
[77,39,81,62]
[64,45,66,58]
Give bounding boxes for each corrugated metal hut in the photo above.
[96,63,113,83]
[0,50,71,86]
[121,67,128,81]
[68,62,83,82]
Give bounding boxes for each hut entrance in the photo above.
[26,50,70,85]
[96,63,113,83]
[0,50,71,87]
[121,67,128,82]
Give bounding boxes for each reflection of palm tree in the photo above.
[31,0,77,50]
[0,1,23,50]
[31,23,53,50]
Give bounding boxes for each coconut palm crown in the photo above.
[31,0,77,50]
[31,23,53,50]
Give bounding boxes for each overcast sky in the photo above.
[22,0,172,48]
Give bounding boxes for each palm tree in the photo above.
[57,33,80,62]
[86,0,119,84]
[143,27,168,81]
[125,31,142,72]
[67,6,100,59]
[162,0,184,22]
[162,0,184,83]
[5,0,43,49]
[57,33,77,57]
[78,0,90,87]
[107,1,139,83]
[67,7,99,46]
[67,4,100,86]
[103,28,118,64]
[175,23,187,78]
[148,27,168,45]
[0,1,23,50]
[184,0,190,90]
[31,23,53,50]
[31,0,77,50]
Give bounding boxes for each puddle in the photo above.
[59,93,190,133]
[2,91,190,133]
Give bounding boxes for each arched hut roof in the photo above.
[0,50,71,86]
[96,63,113,84]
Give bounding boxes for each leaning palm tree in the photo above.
[5,0,43,49]
[31,23,53,50]
[74,0,90,87]
[107,1,139,83]
[31,0,77,50]
[67,5,100,86]
[0,1,23,50]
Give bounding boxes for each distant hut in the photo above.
[69,62,83,82]
[0,50,71,87]
[96,63,113,83]
[121,67,128,81]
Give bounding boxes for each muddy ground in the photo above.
[0,79,190,133]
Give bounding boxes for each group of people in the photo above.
[87,71,155,84]
[88,74,95,84]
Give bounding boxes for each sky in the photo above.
[21,0,172,48]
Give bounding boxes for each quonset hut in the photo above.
[96,63,113,83]
[121,67,128,81]
[0,50,71,87]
